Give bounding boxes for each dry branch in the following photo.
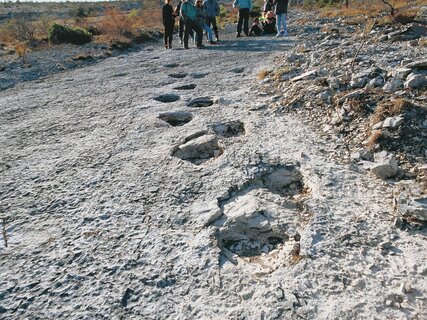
[351,16,379,72]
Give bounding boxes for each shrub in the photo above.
[69,4,96,21]
[86,25,101,36]
[98,7,138,37]
[1,17,36,42]
[48,23,92,45]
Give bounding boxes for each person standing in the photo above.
[203,0,220,42]
[232,0,252,37]
[181,0,203,49]
[195,0,216,44]
[175,0,193,45]
[275,0,289,37]
[162,0,175,49]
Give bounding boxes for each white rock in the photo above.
[399,197,427,222]
[382,116,404,129]
[366,76,384,89]
[370,151,398,179]
[290,70,317,82]
[392,67,412,79]
[372,122,383,130]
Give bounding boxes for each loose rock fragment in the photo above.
[173,134,223,165]
[370,151,398,179]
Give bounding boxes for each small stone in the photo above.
[287,53,303,63]
[366,76,384,89]
[385,299,394,307]
[389,233,398,240]
[401,282,413,294]
[378,35,388,42]
[382,116,404,129]
[259,77,271,84]
[404,73,427,89]
[372,122,383,130]
[241,290,254,300]
[383,78,404,92]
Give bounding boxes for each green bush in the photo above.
[48,23,92,45]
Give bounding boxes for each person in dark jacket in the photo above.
[249,17,262,36]
[232,0,252,37]
[275,0,289,37]
[262,10,276,34]
[175,0,193,44]
[181,0,203,49]
[162,0,175,49]
[203,0,220,41]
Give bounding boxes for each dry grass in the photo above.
[366,130,383,151]
[273,66,297,81]
[258,69,270,80]
[372,98,412,123]
[321,0,424,21]
[0,1,162,48]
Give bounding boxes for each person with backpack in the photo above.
[232,0,252,37]
[203,0,220,42]
[180,0,204,49]
[175,0,193,45]
[275,0,289,37]
[162,0,175,49]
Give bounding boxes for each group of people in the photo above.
[162,0,220,49]
[162,0,289,49]
[236,0,289,37]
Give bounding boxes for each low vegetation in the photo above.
[0,0,423,57]
[0,0,162,50]
[316,0,425,24]
[48,23,92,45]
